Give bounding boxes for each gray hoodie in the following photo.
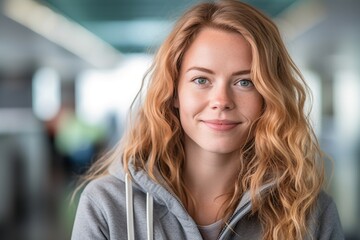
[71,162,344,240]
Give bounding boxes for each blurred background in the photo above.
[0,0,359,239]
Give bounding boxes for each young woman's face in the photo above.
[175,28,263,155]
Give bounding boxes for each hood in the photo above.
[109,160,191,220]
[109,159,274,212]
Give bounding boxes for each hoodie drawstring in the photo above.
[146,193,153,240]
[125,174,135,240]
[125,173,153,240]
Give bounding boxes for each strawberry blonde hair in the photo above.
[77,1,324,239]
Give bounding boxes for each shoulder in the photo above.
[308,190,345,240]
[80,175,127,209]
[314,191,339,218]
[83,175,125,197]
[72,175,128,239]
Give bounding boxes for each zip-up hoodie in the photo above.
[71,161,344,240]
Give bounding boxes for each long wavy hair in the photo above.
[78,0,324,239]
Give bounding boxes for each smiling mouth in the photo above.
[202,120,241,131]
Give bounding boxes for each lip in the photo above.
[202,119,241,131]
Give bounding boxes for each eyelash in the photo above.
[235,79,254,87]
[192,77,254,88]
[192,77,209,85]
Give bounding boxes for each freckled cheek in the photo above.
[239,94,263,119]
[178,93,198,111]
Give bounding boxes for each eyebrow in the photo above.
[186,66,251,76]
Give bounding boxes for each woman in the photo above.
[71,1,343,239]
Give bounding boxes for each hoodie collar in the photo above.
[109,160,275,224]
[109,160,191,221]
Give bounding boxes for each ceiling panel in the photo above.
[37,0,298,53]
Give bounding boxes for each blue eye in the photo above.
[237,79,253,87]
[193,77,209,85]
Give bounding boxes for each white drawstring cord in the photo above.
[125,173,154,240]
[146,193,154,240]
[125,174,135,240]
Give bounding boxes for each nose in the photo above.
[209,85,235,111]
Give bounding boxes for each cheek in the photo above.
[178,94,197,115]
[177,93,206,128]
[177,88,201,110]
[243,94,264,119]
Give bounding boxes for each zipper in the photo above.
[216,201,252,240]
[215,181,275,240]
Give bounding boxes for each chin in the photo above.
[201,142,243,155]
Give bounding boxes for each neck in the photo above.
[183,138,240,225]
[184,151,239,192]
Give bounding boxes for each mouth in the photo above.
[202,119,241,131]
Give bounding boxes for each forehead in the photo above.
[180,27,252,72]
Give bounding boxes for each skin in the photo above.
[174,27,263,225]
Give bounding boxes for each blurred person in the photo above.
[45,104,107,181]
[71,1,343,239]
